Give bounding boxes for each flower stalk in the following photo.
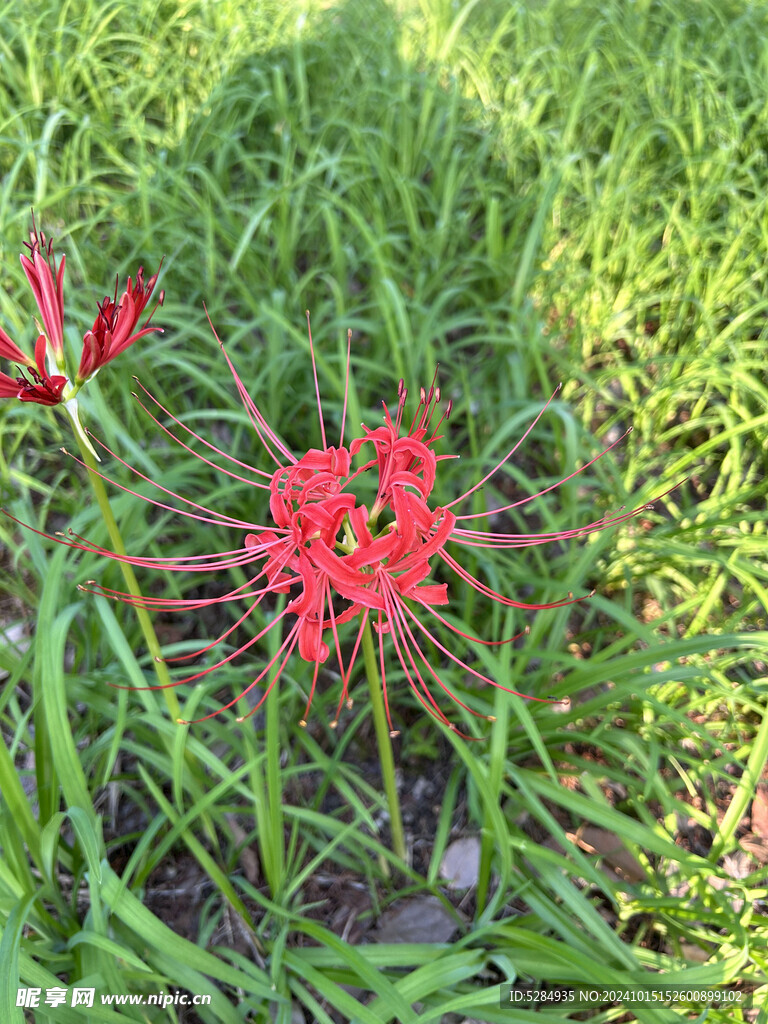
[70,430,182,723]
[361,616,406,864]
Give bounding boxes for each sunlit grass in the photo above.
[0,0,766,1021]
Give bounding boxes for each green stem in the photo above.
[72,433,182,723]
[710,696,768,862]
[361,617,406,862]
[243,637,285,898]
[477,684,507,914]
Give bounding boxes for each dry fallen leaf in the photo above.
[751,786,768,839]
[739,832,768,865]
[225,813,260,885]
[721,851,753,881]
[567,826,645,882]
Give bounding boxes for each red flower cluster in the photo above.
[0,222,163,405]
[27,315,659,736]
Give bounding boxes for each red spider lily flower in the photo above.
[0,222,68,404]
[20,224,66,364]
[0,220,163,408]
[76,265,164,384]
[9,315,665,736]
[0,333,67,405]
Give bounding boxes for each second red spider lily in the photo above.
[76,266,163,384]
[18,314,663,737]
[0,221,163,454]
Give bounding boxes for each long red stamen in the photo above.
[306,310,328,452]
[205,306,296,466]
[444,384,563,511]
[131,378,272,483]
[339,329,352,449]
[69,439,257,530]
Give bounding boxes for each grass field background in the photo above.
[0,0,766,1021]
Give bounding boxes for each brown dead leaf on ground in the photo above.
[567,826,645,883]
[751,786,768,839]
[740,833,768,865]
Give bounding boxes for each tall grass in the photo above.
[1,0,766,1021]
